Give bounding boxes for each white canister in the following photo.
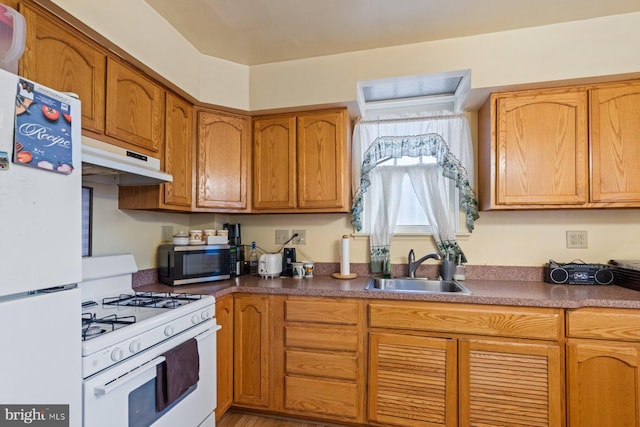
[189,229,203,243]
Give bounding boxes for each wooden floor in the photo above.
[217,411,349,427]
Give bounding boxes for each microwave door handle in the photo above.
[93,356,166,396]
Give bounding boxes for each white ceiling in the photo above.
[144,0,640,66]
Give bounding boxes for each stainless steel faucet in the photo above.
[408,249,441,278]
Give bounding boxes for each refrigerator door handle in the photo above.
[93,356,166,396]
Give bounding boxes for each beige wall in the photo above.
[62,1,640,269]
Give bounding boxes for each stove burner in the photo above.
[84,325,106,338]
[82,313,137,341]
[102,291,202,309]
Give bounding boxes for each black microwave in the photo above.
[158,244,231,285]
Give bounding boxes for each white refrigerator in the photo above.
[0,68,82,427]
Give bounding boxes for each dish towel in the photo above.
[156,338,200,412]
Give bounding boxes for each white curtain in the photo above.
[368,166,405,269]
[352,112,474,198]
[407,164,462,259]
[351,112,478,268]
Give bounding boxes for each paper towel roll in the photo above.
[340,235,350,276]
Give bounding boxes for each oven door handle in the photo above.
[93,356,166,396]
[195,324,221,342]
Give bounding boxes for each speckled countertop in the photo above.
[134,273,640,309]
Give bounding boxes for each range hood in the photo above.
[81,136,172,186]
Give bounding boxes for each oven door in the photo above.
[83,319,219,427]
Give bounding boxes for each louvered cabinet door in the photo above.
[368,332,458,427]
[459,339,564,427]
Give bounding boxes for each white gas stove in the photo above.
[80,254,219,427]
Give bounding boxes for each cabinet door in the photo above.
[163,93,193,209]
[297,109,350,211]
[21,4,106,134]
[215,295,233,420]
[459,339,564,427]
[253,116,297,210]
[368,332,457,427]
[567,339,640,427]
[591,81,640,203]
[495,89,588,206]
[106,58,164,155]
[234,295,270,408]
[196,110,251,211]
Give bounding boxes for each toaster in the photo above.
[258,253,283,278]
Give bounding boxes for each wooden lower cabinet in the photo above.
[233,294,272,409]
[368,332,457,427]
[566,307,640,427]
[368,301,564,427]
[215,295,233,420]
[281,297,366,424]
[567,339,640,427]
[227,295,572,426]
[459,338,564,427]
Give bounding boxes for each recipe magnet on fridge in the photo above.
[13,78,74,174]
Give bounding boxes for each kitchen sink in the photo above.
[365,277,471,294]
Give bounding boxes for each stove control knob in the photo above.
[164,325,175,337]
[129,340,141,353]
[201,310,211,320]
[111,348,124,362]
[191,314,200,325]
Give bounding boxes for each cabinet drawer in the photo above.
[568,308,640,341]
[284,376,358,418]
[285,324,358,351]
[285,297,359,324]
[369,302,563,341]
[285,349,357,380]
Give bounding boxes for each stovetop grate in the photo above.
[101,291,203,309]
[82,313,137,341]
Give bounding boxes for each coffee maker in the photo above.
[282,247,297,276]
[223,223,243,276]
[224,223,241,246]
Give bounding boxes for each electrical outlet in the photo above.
[566,230,588,249]
[161,225,174,242]
[275,229,289,244]
[292,229,306,245]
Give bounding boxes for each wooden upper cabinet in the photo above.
[117,92,193,211]
[196,109,251,211]
[21,4,106,134]
[163,93,193,208]
[105,58,164,156]
[479,87,589,209]
[253,116,297,210]
[480,80,640,210]
[590,80,640,204]
[252,108,351,213]
[297,109,350,210]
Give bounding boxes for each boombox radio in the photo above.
[544,260,614,285]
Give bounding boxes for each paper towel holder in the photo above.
[332,234,358,279]
[332,272,358,279]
